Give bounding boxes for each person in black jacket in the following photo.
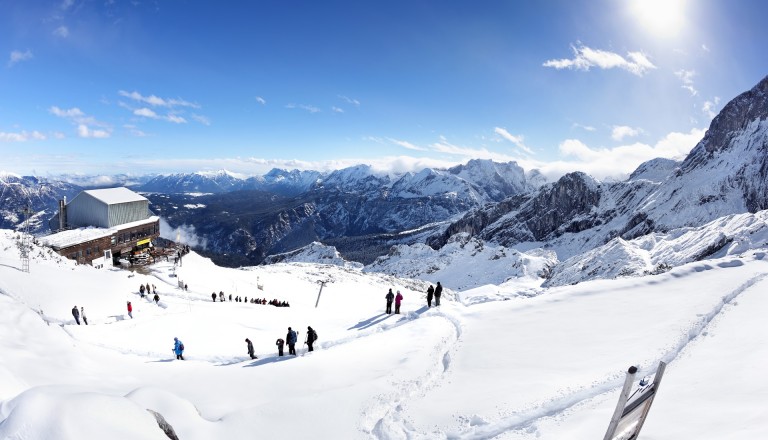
[276,338,285,356]
[306,326,317,352]
[245,338,256,359]
[71,305,80,325]
[434,282,443,306]
[426,285,434,307]
[385,289,395,314]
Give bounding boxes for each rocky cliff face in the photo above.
[429,75,768,264]
[0,174,81,233]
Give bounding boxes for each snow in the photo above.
[1,228,767,439]
[82,187,148,205]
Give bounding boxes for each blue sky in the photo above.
[1,0,767,180]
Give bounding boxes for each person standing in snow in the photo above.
[153,293,160,304]
[139,284,145,296]
[395,290,403,314]
[212,292,217,302]
[127,301,133,319]
[245,338,257,359]
[276,338,285,356]
[385,288,395,314]
[306,326,317,352]
[173,337,184,360]
[72,305,80,325]
[286,327,298,355]
[81,307,88,325]
[434,282,443,306]
[426,285,434,307]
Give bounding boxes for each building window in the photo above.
[86,248,91,256]
[111,236,116,245]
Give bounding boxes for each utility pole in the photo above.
[20,205,31,273]
[314,280,327,308]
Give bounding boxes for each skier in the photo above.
[385,288,395,314]
[286,327,298,356]
[81,306,88,325]
[245,338,257,359]
[306,326,317,352]
[139,284,145,296]
[426,285,434,307]
[153,293,160,304]
[127,301,133,319]
[72,305,81,325]
[395,290,403,314]
[434,281,443,306]
[173,337,184,360]
[276,338,285,356]
[212,292,217,302]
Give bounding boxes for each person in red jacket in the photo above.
[127,301,133,319]
[395,290,404,314]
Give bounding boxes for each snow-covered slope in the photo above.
[365,232,557,292]
[262,241,364,269]
[544,210,768,287]
[1,229,767,439]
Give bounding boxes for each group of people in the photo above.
[275,325,317,356]
[385,281,444,314]
[71,305,88,325]
[172,325,318,362]
[210,291,290,307]
[138,283,157,298]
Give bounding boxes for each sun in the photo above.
[628,0,688,39]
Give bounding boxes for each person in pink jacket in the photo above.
[395,290,404,314]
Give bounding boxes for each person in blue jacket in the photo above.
[173,337,185,360]
[286,327,298,355]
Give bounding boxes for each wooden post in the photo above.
[604,365,638,440]
[314,281,326,308]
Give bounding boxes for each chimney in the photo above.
[59,197,67,230]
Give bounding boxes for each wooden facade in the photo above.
[53,218,160,265]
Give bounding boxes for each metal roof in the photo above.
[83,187,147,205]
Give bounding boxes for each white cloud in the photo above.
[572,123,596,132]
[674,69,698,96]
[494,127,534,154]
[123,124,148,137]
[53,26,69,38]
[530,128,705,181]
[611,125,641,141]
[166,114,187,124]
[77,124,110,138]
[61,0,75,10]
[702,44,710,52]
[255,96,266,105]
[543,43,656,76]
[703,97,720,120]
[191,114,210,126]
[0,131,46,142]
[388,138,427,151]
[118,90,200,109]
[332,106,344,113]
[338,95,360,107]
[285,103,321,113]
[134,108,158,118]
[50,106,110,137]
[8,50,33,67]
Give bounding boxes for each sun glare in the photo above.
[629,0,688,39]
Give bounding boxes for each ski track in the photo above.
[440,264,768,440]
[363,305,465,439]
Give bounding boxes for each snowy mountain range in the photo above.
[2,75,768,285]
